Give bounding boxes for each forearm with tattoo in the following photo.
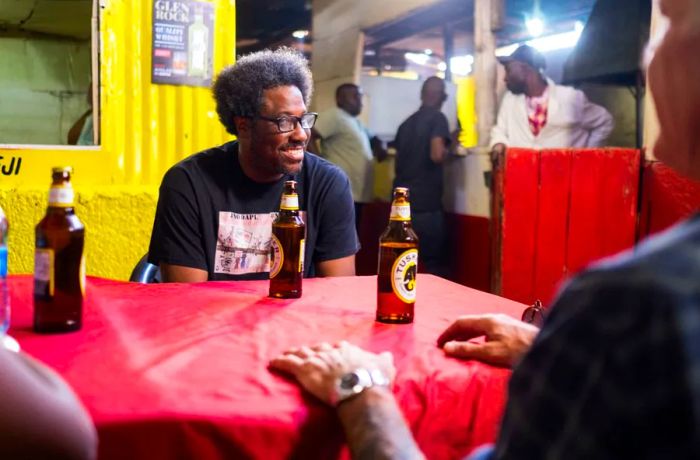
[337,387,425,460]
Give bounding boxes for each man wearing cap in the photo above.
[490,45,614,158]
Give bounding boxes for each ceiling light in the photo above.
[496,26,584,56]
[405,52,430,66]
[292,30,309,39]
[526,28,581,52]
[526,16,545,37]
[450,55,474,76]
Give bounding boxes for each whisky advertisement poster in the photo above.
[151,0,214,87]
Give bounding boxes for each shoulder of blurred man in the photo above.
[497,214,700,458]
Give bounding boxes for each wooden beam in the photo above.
[474,0,501,147]
[643,0,663,159]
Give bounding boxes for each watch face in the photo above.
[340,372,360,390]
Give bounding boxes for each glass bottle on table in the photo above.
[376,187,419,324]
[269,180,305,299]
[34,167,86,333]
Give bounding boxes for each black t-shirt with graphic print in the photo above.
[148,141,360,280]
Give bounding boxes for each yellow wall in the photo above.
[456,76,478,147]
[0,0,236,280]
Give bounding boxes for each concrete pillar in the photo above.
[311,0,442,112]
[473,0,502,148]
[310,25,365,112]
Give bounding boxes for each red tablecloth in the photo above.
[8,274,526,460]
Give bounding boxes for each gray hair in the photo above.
[213,47,313,135]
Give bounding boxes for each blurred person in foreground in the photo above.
[148,48,359,282]
[490,45,614,160]
[270,1,700,457]
[0,346,97,459]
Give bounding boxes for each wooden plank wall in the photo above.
[639,161,700,239]
[496,148,641,306]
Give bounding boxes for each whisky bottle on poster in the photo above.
[376,187,419,324]
[187,8,209,78]
[34,167,85,333]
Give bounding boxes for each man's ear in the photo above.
[234,116,251,138]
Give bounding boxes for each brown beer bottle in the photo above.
[34,167,85,333]
[376,187,419,323]
[269,180,305,299]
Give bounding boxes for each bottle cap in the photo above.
[52,166,74,174]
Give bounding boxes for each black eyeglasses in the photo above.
[255,112,318,133]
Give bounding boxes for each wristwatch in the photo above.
[331,368,390,406]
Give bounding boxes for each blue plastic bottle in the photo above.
[0,205,9,334]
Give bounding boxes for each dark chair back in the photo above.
[130,254,161,283]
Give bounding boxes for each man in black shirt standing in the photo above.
[393,76,451,275]
[148,48,359,282]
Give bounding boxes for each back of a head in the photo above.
[213,48,313,135]
[421,76,446,109]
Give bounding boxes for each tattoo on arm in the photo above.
[337,388,425,460]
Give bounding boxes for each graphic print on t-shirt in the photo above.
[214,212,278,275]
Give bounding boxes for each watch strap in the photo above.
[332,368,390,406]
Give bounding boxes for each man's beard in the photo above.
[277,140,307,175]
[248,131,306,177]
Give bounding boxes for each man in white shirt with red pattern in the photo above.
[490,45,614,159]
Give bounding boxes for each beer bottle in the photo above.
[269,180,305,299]
[376,187,419,324]
[34,167,85,333]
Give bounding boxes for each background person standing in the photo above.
[490,45,614,159]
[393,76,451,276]
[311,83,386,230]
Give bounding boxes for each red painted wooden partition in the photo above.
[639,161,700,240]
[492,148,641,306]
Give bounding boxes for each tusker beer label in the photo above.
[269,234,283,278]
[391,249,418,303]
[390,204,411,221]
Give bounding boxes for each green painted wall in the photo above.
[0,37,91,145]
